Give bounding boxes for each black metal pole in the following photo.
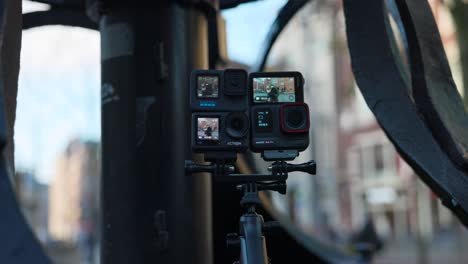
[100,2,212,263]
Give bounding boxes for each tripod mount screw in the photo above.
[226,233,240,248]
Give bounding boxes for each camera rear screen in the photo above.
[197,117,220,143]
[253,77,295,103]
[197,75,219,99]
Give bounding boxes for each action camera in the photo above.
[190,69,248,112]
[190,69,250,155]
[249,72,310,158]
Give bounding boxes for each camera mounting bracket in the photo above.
[203,151,238,163]
[261,150,298,161]
[184,159,289,183]
[185,159,316,186]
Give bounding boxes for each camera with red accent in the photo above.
[249,72,310,160]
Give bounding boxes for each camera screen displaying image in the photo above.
[197,75,219,99]
[197,117,220,143]
[253,77,296,103]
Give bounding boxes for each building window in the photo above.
[354,142,395,180]
[374,144,384,172]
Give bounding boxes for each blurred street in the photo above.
[46,243,80,264]
[44,231,468,264]
[375,230,468,264]
[46,242,99,264]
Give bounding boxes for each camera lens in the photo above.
[286,109,305,128]
[224,69,247,95]
[230,117,243,130]
[281,104,309,133]
[231,77,240,87]
[226,112,249,138]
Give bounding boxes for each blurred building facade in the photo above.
[265,1,342,237]
[263,0,463,241]
[48,139,100,243]
[15,171,49,243]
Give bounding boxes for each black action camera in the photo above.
[190,69,249,154]
[249,72,310,159]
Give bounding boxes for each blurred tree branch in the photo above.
[447,0,468,106]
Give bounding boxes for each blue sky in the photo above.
[18,0,286,183]
[222,0,287,65]
[17,20,100,183]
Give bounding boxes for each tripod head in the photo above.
[185,159,317,194]
[185,157,317,264]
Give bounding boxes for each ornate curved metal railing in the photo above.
[344,0,468,226]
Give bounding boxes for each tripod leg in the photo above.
[239,213,268,264]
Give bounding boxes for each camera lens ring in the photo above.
[224,69,247,95]
[226,112,249,139]
[281,103,310,133]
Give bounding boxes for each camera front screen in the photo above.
[197,75,219,99]
[197,117,220,144]
[253,77,296,103]
[254,108,273,133]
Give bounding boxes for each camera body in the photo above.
[189,69,310,159]
[190,69,250,154]
[249,72,310,155]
